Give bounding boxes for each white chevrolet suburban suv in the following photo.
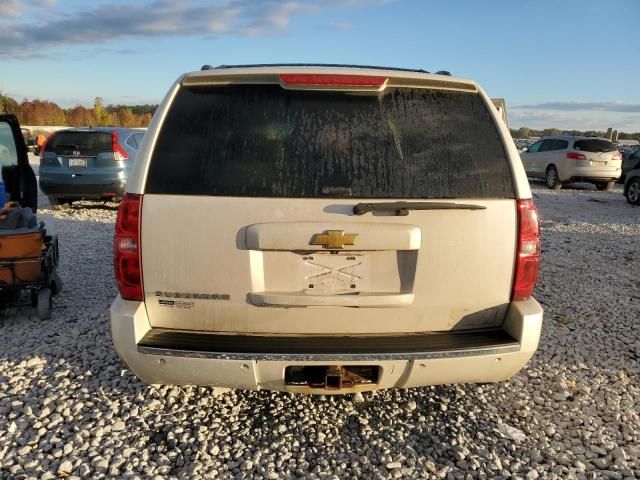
[110,64,543,394]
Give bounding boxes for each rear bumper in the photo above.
[562,166,621,183]
[39,179,126,198]
[39,170,127,198]
[110,297,543,394]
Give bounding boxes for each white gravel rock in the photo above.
[0,183,638,479]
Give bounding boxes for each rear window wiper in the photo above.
[353,201,487,216]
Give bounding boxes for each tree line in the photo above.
[2,92,638,140]
[0,93,156,128]
[511,127,639,141]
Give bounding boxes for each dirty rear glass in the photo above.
[147,85,514,198]
[45,131,112,156]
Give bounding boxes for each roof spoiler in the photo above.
[201,63,453,76]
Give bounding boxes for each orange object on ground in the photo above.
[0,231,44,284]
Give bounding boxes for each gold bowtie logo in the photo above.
[310,230,358,249]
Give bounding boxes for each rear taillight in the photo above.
[612,152,622,160]
[567,152,587,160]
[39,134,51,156]
[279,73,388,87]
[114,194,142,301]
[112,131,129,161]
[512,199,540,301]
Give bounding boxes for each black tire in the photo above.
[545,166,562,190]
[48,196,73,210]
[37,288,52,320]
[31,289,38,307]
[595,182,614,192]
[51,274,63,296]
[626,177,640,205]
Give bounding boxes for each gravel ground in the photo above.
[0,179,639,480]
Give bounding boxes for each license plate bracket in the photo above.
[302,254,364,295]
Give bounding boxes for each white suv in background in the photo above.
[110,64,543,394]
[521,135,622,190]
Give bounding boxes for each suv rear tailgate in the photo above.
[141,195,516,334]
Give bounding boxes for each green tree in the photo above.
[93,97,110,126]
[542,128,561,137]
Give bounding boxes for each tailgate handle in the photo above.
[353,201,486,216]
[250,292,415,308]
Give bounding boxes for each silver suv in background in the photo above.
[521,136,622,190]
[110,64,542,394]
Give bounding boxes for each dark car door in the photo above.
[0,114,37,212]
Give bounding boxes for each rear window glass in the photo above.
[45,131,112,156]
[146,85,514,198]
[574,139,616,153]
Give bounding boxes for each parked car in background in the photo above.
[624,168,640,205]
[521,136,622,191]
[621,149,640,183]
[110,64,543,394]
[20,128,39,154]
[39,127,144,208]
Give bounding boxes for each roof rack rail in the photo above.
[206,63,431,74]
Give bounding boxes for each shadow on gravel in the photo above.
[56,205,120,212]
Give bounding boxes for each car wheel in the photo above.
[595,182,614,192]
[626,177,640,205]
[48,196,73,210]
[545,166,562,190]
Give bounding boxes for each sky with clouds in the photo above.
[1,0,639,131]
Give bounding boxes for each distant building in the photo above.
[617,139,639,146]
[606,127,613,140]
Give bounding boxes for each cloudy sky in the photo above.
[1,0,639,131]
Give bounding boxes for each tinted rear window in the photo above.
[45,131,112,156]
[146,85,514,198]
[574,139,616,153]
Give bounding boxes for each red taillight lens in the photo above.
[112,131,129,161]
[512,199,540,301]
[567,152,587,160]
[612,152,622,160]
[114,194,142,300]
[279,73,388,87]
[39,134,51,156]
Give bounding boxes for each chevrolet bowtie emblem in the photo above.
[310,230,358,249]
